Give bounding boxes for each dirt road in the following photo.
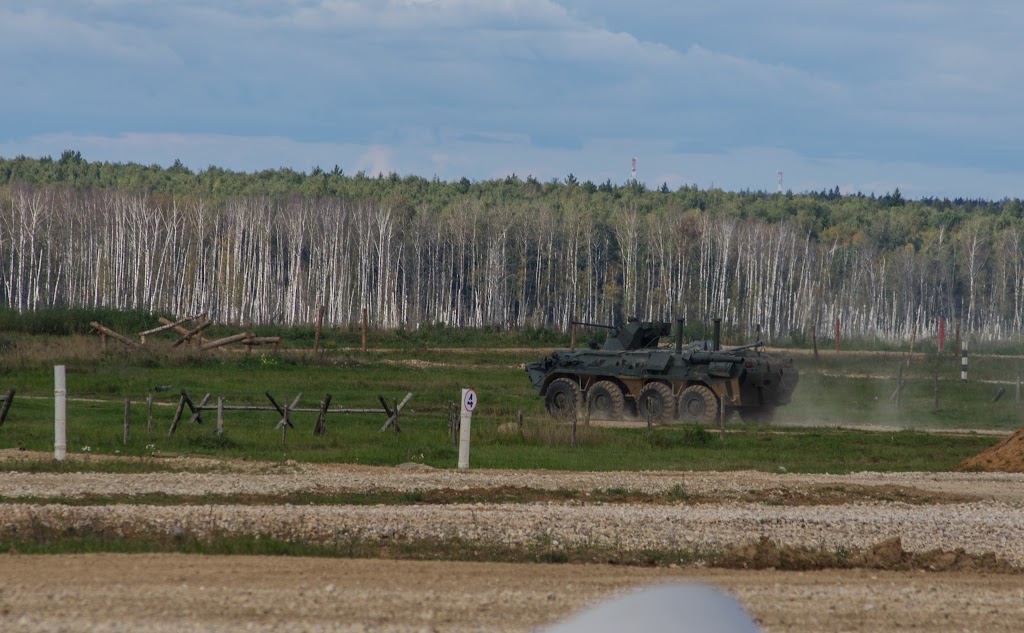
[3,554,1023,633]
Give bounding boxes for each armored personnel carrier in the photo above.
[525,318,798,424]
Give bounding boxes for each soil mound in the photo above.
[960,428,1024,472]
[720,536,1016,573]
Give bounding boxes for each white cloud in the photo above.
[0,7,179,65]
[357,145,396,176]
[2,1,1024,197]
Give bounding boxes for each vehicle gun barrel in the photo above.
[722,340,764,353]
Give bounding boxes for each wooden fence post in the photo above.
[314,394,332,436]
[146,393,154,433]
[448,401,459,448]
[314,305,325,353]
[168,393,187,436]
[188,393,210,425]
[361,307,368,352]
[217,397,225,435]
[379,393,413,432]
[123,398,131,444]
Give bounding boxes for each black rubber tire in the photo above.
[739,406,776,425]
[587,380,625,419]
[637,383,674,424]
[678,384,719,425]
[545,378,581,418]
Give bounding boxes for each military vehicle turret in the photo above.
[525,317,798,424]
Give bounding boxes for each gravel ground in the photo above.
[4,459,1024,632]
[4,461,1024,499]
[4,464,1024,564]
[5,500,1024,565]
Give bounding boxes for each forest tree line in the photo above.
[1,152,1024,342]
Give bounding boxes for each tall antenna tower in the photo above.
[777,170,784,193]
[630,156,637,184]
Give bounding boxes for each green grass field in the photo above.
[1,327,1020,473]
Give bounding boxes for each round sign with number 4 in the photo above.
[463,388,478,412]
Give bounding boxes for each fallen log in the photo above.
[139,313,204,343]
[201,332,255,351]
[172,319,213,348]
[90,322,140,349]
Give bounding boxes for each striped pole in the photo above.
[960,341,968,383]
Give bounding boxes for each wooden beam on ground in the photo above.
[138,313,204,343]
[90,322,140,349]
[160,314,210,346]
[172,319,213,348]
[243,336,281,352]
[201,332,254,351]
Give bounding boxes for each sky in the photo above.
[1,0,1022,200]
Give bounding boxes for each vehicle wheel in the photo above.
[545,378,581,418]
[678,385,719,425]
[739,407,776,425]
[587,380,625,419]
[637,383,674,424]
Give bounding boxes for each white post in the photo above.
[961,341,968,383]
[458,388,477,470]
[54,365,66,461]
